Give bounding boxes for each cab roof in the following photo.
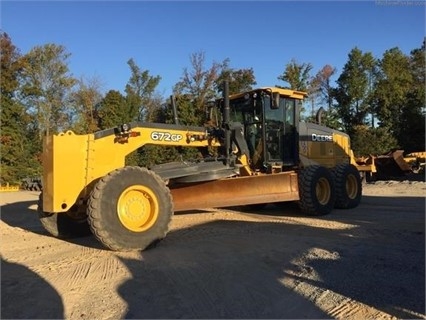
[229,87,308,100]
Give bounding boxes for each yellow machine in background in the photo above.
[39,82,362,251]
[0,183,20,192]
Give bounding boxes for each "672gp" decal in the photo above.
[150,131,183,142]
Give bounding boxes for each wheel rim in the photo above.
[315,177,331,205]
[346,174,358,199]
[117,185,159,232]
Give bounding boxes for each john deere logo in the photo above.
[312,133,333,142]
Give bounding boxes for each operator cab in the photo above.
[228,87,306,171]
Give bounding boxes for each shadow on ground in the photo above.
[1,257,64,319]
[117,195,425,319]
[1,193,425,319]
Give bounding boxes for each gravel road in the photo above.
[1,181,425,319]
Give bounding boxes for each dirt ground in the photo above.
[1,180,425,319]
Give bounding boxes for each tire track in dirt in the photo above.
[326,298,395,319]
[283,268,396,320]
[40,251,131,288]
[39,250,134,320]
[90,255,129,281]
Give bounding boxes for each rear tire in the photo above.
[298,165,335,216]
[87,167,173,251]
[38,193,91,238]
[332,163,362,209]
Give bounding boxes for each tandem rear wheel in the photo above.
[297,164,362,215]
[298,165,336,216]
[332,163,362,209]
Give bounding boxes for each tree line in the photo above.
[1,31,425,184]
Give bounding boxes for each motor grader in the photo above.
[38,82,362,251]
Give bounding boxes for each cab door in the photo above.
[282,98,298,166]
[264,97,298,167]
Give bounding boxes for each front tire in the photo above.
[87,167,173,251]
[38,193,91,238]
[332,163,362,209]
[298,165,336,216]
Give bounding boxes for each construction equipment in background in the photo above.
[350,152,377,182]
[403,151,426,174]
[38,81,362,251]
[374,150,412,180]
[21,177,43,191]
[0,177,42,192]
[0,183,20,192]
[351,150,425,181]
[375,150,426,180]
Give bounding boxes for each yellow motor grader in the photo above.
[38,82,362,251]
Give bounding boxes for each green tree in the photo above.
[20,44,77,138]
[70,76,104,134]
[305,65,341,129]
[144,93,166,123]
[305,77,321,120]
[333,47,376,134]
[215,59,257,95]
[174,51,225,123]
[371,45,425,153]
[123,59,163,165]
[398,42,425,153]
[277,59,314,120]
[125,58,161,122]
[373,47,412,130]
[0,32,38,183]
[313,65,337,111]
[152,51,226,162]
[277,58,313,91]
[351,125,397,157]
[97,90,127,129]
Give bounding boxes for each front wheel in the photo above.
[332,163,362,209]
[298,165,336,216]
[87,167,173,251]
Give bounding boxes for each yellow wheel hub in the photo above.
[316,177,331,205]
[117,186,159,232]
[346,174,358,199]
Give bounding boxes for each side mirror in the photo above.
[272,92,280,109]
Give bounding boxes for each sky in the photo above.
[1,1,425,97]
